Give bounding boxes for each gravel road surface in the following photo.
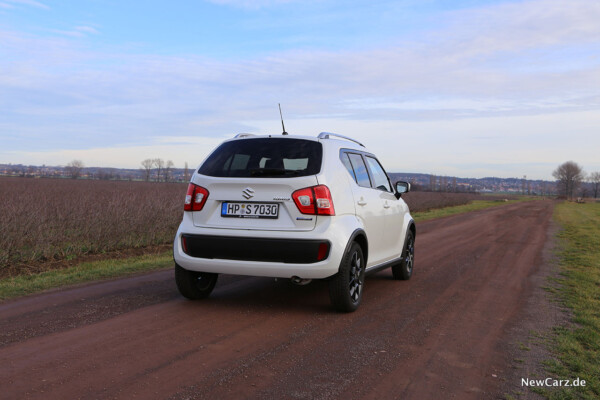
[0,200,556,399]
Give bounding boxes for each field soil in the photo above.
[0,200,556,399]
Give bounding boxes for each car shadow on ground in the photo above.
[174,269,407,314]
[176,274,334,314]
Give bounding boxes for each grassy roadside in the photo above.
[537,202,600,400]
[0,196,538,301]
[0,251,172,301]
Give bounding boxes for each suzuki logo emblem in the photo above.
[242,187,255,199]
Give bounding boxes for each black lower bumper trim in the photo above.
[181,234,330,264]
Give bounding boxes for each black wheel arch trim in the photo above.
[341,229,368,269]
[409,219,416,236]
[403,220,416,258]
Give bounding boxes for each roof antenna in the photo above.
[278,103,288,135]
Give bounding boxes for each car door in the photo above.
[342,152,388,267]
[364,155,406,262]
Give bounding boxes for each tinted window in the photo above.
[199,138,322,178]
[341,153,356,182]
[347,153,371,188]
[365,156,392,192]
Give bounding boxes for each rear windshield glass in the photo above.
[198,138,323,178]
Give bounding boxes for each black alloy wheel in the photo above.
[329,242,365,312]
[392,231,414,280]
[175,264,219,299]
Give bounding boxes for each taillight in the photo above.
[184,183,209,211]
[292,185,335,215]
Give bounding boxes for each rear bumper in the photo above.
[173,213,361,279]
[181,234,330,264]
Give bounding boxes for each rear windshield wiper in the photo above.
[249,168,301,177]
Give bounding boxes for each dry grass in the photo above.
[1,177,508,277]
[0,177,185,273]
[402,191,483,212]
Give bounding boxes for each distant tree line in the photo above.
[140,158,190,183]
[423,175,462,192]
[402,174,475,193]
[0,160,193,182]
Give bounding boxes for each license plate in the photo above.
[221,202,279,219]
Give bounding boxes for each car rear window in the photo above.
[198,138,323,178]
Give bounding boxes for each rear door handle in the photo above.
[383,201,390,209]
[357,199,367,206]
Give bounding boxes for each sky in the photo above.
[1,0,599,180]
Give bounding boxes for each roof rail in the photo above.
[234,133,256,138]
[318,132,365,147]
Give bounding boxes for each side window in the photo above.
[341,153,356,182]
[365,156,392,192]
[348,153,371,188]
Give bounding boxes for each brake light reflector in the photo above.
[292,185,335,215]
[184,184,209,211]
[317,242,330,261]
[181,235,188,254]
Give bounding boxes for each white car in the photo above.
[173,132,415,312]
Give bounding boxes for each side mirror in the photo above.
[395,181,410,199]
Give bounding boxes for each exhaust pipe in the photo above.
[291,276,312,286]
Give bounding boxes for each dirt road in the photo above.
[0,200,555,399]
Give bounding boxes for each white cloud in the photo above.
[246,109,600,180]
[74,26,99,34]
[49,26,100,38]
[1,136,228,169]
[1,0,599,179]
[440,0,600,52]
[3,0,599,118]
[2,0,48,9]
[206,0,297,9]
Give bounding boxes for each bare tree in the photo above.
[141,159,154,182]
[589,172,600,199]
[184,162,190,182]
[553,161,585,200]
[154,158,165,182]
[65,160,84,179]
[580,186,589,199]
[164,160,174,182]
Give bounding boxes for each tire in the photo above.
[328,242,365,312]
[392,230,415,280]
[175,264,218,300]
